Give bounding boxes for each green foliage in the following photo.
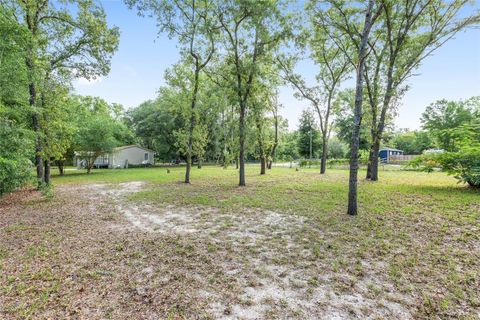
[410,150,480,188]
[18,0,120,81]
[421,97,478,151]
[76,116,119,153]
[437,150,480,188]
[297,109,320,158]
[39,182,54,199]
[327,158,350,168]
[0,13,32,194]
[391,130,433,155]
[74,115,119,171]
[0,9,29,123]
[276,131,299,161]
[333,89,372,153]
[73,95,135,144]
[299,159,320,167]
[174,124,209,160]
[412,106,480,187]
[40,83,77,162]
[328,137,347,159]
[127,98,182,161]
[0,118,33,195]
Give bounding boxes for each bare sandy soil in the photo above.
[1,182,417,319]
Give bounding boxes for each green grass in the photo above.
[49,165,480,317]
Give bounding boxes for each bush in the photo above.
[409,150,480,188]
[0,118,33,195]
[327,159,350,168]
[0,158,32,195]
[299,159,320,167]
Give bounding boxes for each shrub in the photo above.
[327,159,350,168]
[0,118,33,195]
[409,150,480,188]
[299,159,320,167]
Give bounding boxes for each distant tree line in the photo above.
[1,0,477,213]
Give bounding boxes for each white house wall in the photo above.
[111,147,154,168]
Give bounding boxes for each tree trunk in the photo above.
[197,158,202,169]
[30,82,44,188]
[366,147,374,179]
[348,0,376,216]
[260,156,266,175]
[366,51,395,182]
[26,14,44,189]
[370,139,380,181]
[33,114,44,187]
[320,133,328,174]
[239,104,246,186]
[58,160,65,176]
[185,153,192,183]
[87,160,93,174]
[268,105,279,170]
[44,160,51,185]
[254,109,267,176]
[222,153,227,169]
[185,68,200,184]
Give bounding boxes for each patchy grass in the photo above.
[1,165,479,319]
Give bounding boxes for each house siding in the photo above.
[74,146,155,169]
[111,147,154,168]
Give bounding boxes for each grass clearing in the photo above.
[1,165,479,319]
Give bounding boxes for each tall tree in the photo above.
[279,3,351,174]
[203,61,240,168]
[364,0,479,181]
[319,0,383,215]
[2,0,119,187]
[215,0,291,186]
[126,0,216,183]
[347,0,381,215]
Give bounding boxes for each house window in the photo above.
[144,153,149,161]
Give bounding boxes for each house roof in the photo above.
[113,145,155,153]
[379,147,403,152]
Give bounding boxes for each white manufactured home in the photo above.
[75,145,155,169]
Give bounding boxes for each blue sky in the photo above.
[74,0,480,131]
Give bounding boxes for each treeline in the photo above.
[126,89,289,168]
[1,0,478,214]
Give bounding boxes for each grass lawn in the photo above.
[0,165,478,319]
